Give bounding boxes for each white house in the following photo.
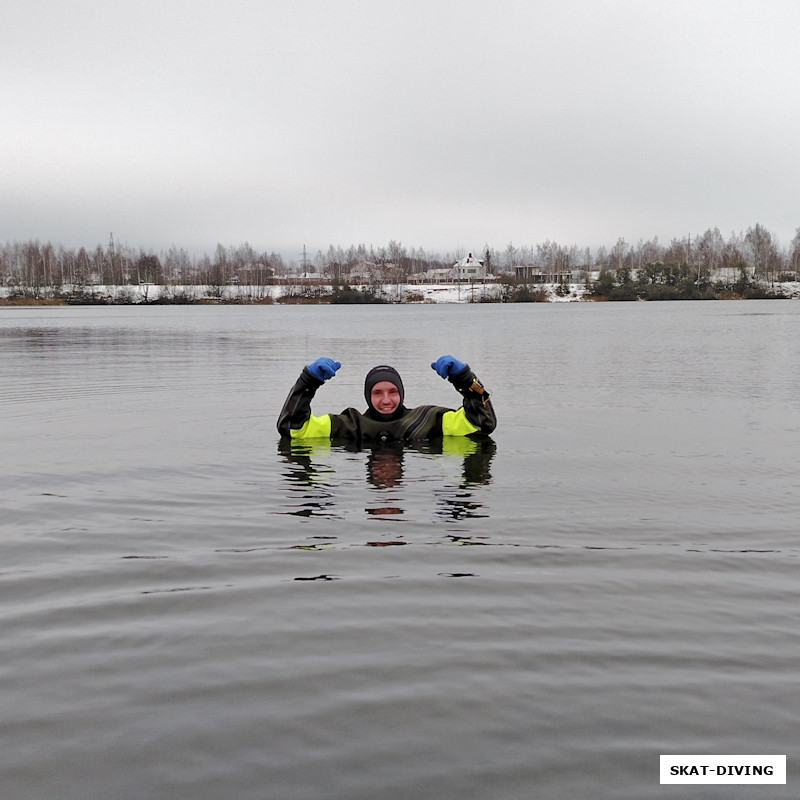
[452,252,487,281]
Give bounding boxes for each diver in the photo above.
[277,355,496,443]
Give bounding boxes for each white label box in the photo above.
[660,755,786,784]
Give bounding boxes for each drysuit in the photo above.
[277,358,496,444]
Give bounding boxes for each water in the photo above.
[1,301,798,799]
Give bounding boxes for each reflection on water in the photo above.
[277,436,495,526]
[365,442,406,520]
[4,304,800,800]
[276,439,342,520]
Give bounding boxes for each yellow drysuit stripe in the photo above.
[441,408,480,436]
[440,435,479,455]
[290,413,332,439]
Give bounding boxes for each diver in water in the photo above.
[277,355,496,443]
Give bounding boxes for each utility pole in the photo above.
[298,244,309,293]
[108,232,115,285]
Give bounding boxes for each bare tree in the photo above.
[693,228,724,283]
[789,227,800,280]
[745,223,782,285]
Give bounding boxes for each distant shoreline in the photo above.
[2,279,799,306]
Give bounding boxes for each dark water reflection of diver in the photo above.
[277,438,341,519]
[277,437,495,521]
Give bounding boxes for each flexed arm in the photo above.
[277,357,341,439]
[431,355,496,435]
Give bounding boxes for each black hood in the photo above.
[364,365,406,421]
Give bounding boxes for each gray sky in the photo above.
[4,0,799,260]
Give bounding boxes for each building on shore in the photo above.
[451,252,488,282]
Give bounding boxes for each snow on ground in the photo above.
[0,282,587,303]
[2,281,800,303]
[399,283,588,303]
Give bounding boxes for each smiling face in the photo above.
[370,380,401,415]
[364,365,404,418]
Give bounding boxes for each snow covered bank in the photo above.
[2,281,799,304]
[0,282,587,304]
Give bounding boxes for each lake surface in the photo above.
[1,301,798,799]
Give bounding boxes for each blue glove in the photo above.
[307,357,341,382]
[431,354,466,379]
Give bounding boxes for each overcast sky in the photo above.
[4,0,799,261]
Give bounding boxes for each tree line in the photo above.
[2,224,799,300]
[0,241,285,298]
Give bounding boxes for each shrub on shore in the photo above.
[330,286,388,304]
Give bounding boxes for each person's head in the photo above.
[364,365,405,419]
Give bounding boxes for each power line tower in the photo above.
[299,244,309,273]
[108,233,116,282]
